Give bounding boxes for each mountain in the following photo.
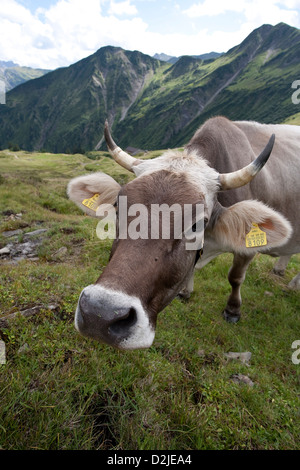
[0,22,299,153]
[0,60,50,91]
[153,53,175,62]
[0,48,163,152]
[153,52,223,64]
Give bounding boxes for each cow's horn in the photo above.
[104,120,140,172]
[219,134,275,190]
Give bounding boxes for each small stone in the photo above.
[0,246,10,255]
[264,291,274,297]
[230,373,254,387]
[47,304,59,311]
[197,349,205,357]
[53,246,68,259]
[224,351,252,366]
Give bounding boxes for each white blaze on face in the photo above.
[75,285,155,350]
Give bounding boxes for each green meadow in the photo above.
[0,149,299,450]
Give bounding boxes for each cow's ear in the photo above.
[212,200,292,254]
[67,172,121,217]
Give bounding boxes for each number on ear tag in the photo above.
[245,223,267,248]
[82,193,100,211]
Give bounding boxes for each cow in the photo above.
[68,116,299,350]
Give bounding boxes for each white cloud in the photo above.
[0,0,145,68]
[183,0,300,26]
[243,0,299,25]
[0,0,299,70]
[283,0,300,7]
[108,0,138,16]
[0,0,53,67]
[184,0,245,17]
[140,28,246,57]
[0,0,33,23]
[181,0,300,56]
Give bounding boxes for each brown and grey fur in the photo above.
[68,116,299,349]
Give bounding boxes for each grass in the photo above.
[283,112,300,125]
[0,149,299,450]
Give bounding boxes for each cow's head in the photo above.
[68,121,291,349]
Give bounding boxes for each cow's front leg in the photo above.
[223,253,255,323]
[178,271,194,300]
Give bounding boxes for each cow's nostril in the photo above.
[75,285,155,349]
[108,307,137,336]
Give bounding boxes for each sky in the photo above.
[1,0,300,70]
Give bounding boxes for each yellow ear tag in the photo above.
[82,193,100,212]
[245,223,267,248]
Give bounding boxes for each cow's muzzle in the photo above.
[74,285,155,349]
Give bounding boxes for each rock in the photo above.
[230,374,254,387]
[24,229,48,237]
[0,246,10,255]
[224,351,252,366]
[2,229,22,238]
[47,304,59,312]
[0,228,48,262]
[7,213,23,221]
[7,240,38,260]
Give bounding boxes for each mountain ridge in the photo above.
[0,22,299,153]
[0,60,50,92]
[153,52,223,64]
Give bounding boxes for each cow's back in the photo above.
[187,117,300,254]
[235,121,300,221]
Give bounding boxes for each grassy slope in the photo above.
[0,150,299,450]
[114,24,300,150]
[283,112,300,125]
